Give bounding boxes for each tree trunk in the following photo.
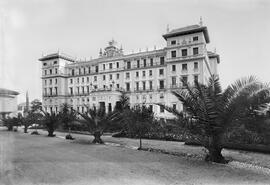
[205,135,227,163]
[8,125,13,131]
[138,137,142,150]
[24,126,28,133]
[48,129,55,137]
[92,131,104,144]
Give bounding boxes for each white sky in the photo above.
[0,0,270,103]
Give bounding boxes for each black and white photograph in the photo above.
[1,0,270,184]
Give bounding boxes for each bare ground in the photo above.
[0,128,270,185]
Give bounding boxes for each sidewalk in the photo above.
[30,128,270,170]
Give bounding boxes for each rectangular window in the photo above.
[44,80,47,85]
[55,68,58,74]
[103,75,106,81]
[193,47,199,55]
[126,72,130,79]
[150,58,153,66]
[50,79,52,85]
[193,36,198,41]
[172,76,176,86]
[137,60,140,68]
[126,83,130,91]
[77,87,79,94]
[159,80,164,89]
[136,71,139,77]
[171,50,176,58]
[194,62,198,70]
[50,69,52,74]
[55,79,57,84]
[149,70,152,76]
[160,106,164,113]
[136,82,139,91]
[87,77,89,82]
[171,40,176,45]
[182,49,188,56]
[159,69,164,76]
[142,71,146,77]
[103,64,105,70]
[172,65,176,72]
[88,67,91,74]
[143,59,147,67]
[77,78,79,83]
[49,88,52,95]
[127,61,131,69]
[82,77,84,83]
[83,68,86,74]
[182,76,188,85]
[71,69,74,76]
[110,74,112,80]
[182,64,187,71]
[160,57,165,65]
[116,84,120,89]
[149,81,153,90]
[95,66,99,73]
[94,76,97,81]
[45,70,47,75]
[87,86,90,93]
[143,81,146,90]
[116,62,119,68]
[70,79,73,84]
[173,104,177,110]
[79,68,81,75]
[194,75,198,82]
[109,63,113,69]
[149,105,153,111]
[116,73,120,79]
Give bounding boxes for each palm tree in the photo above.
[159,75,270,163]
[115,92,130,112]
[42,112,59,137]
[77,107,119,144]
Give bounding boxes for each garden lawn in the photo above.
[0,128,270,185]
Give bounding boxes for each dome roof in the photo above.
[0,88,19,96]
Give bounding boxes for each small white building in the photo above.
[0,88,19,120]
[39,23,220,119]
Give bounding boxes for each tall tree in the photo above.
[124,105,154,149]
[159,75,270,163]
[58,103,77,139]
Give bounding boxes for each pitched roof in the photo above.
[39,52,75,62]
[163,24,210,43]
[208,51,220,64]
[0,88,19,95]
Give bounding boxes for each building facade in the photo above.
[0,88,19,121]
[39,23,220,119]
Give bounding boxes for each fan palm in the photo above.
[42,112,60,137]
[78,107,119,144]
[160,75,270,163]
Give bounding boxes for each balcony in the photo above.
[43,93,58,97]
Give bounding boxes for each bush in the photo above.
[65,134,75,140]
[31,131,40,135]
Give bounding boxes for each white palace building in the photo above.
[39,22,220,119]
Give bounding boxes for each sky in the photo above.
[0,0,270,103]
